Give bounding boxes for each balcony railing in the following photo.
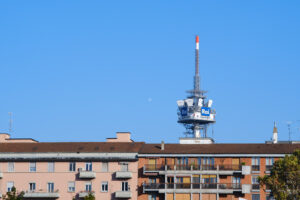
[251,165,260,172]
[252,184,260,190]
[143,183,242,191]
[144,164,242,172]
[265,165,273,172]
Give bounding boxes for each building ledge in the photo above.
[115,171,132,179]
[115,191,132,198]
[23,191,59,198]
[79,171,96,179]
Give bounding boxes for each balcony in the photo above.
[78,191,95,198]
[251,165,260,173]
[115,171,132,179]
[143,164,242,175]
[23,190,59,199]
[252,184,260,191]
[143,183,243,194]
[0,172,3,178]
[79,170,96,179]
[265,165,273,173]
[115,191,132,198]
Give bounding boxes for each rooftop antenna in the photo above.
[286,121,292,143]
[8,112,13,134]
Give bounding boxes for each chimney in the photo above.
[161,141,165,150]
[272,122,278,144]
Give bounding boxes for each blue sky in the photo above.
[0,1,300,143]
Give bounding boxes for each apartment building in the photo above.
[0,132,142,200]
[138,143,300,200]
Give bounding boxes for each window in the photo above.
[252,194,260,200]
[148,194,157,200]
[48,182,54,192]
[48,162,55,172]
[122,181,129,191]
[8,162,14,172]
[252,158,260,171]
[29,182,36,191]
[7,182,14,192]
[85,162,92,171]
[102,162,108,172]
[101,181,108,192]
[232,176,241,189]
[69,162,76,172]
[203,157,214,165]
[266,158,274,171]
[85,182,92,192]
[68,182,75,192]
[252,176,260,190]
[149,178,156,183]
[30,162,36,172]
[120,163,128,172]
[266,195,275,200]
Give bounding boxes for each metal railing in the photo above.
[252,184,260,190]
[265,165,273,171]
[144,164,242,172]
[143,183,242,190]
[251,165,260,172]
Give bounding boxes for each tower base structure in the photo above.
[179,137,214,144]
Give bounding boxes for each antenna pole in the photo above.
[8,112,13,134]
[194,36,200,94]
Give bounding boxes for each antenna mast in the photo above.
[8,112,13,134]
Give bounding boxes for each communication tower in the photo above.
[177,36,216,144]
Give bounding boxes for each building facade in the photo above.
[0,132,299,200]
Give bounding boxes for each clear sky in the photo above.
[0,1,300,143]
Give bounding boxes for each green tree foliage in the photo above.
[259,150,300,200]
[83,192,95,200]
[2,186,24,200]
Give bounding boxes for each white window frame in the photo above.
[102,162,108,172]
[85,182,92,192]
[85,162,92,171]
[48,162,55,172]
[47,182,54,192]
[101,181,108,192]
[122,181,129,191]
[29,182,36,191]
[251,157,260,165]
[120,163,128,172]
[8,162,14,172]
[68,181,75,192]
[29,162,36,172]
[266,157,274,166]
[69,162,76,172]
[7,182,14,192]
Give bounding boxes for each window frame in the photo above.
[69,162,76,172]
[48,162,55,172]
[68,181,75,192]
[8,162,14,172]
[101,181,108,192]
[29,162,36,172]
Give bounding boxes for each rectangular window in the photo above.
[30,162,36,172]
[68,181,75,192]
[47,182,54,192]
[48,162,55,172]
[85,182,92,192]
[102,162,108,172]
[252,194,260,200]
[85,162,92,171]
[252,158,260,171]
[266,158,274,165]
[69,162,76,172]
[7,182,14,192]
[148,194,157,200]
[149,178,156,183]
[8,162,14,172]
[232,176,241,189]
[252,176,260,190]
[29,182,36,191]
[122,181,129,191]
[120,163,128,172]
[101,181,108,192]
